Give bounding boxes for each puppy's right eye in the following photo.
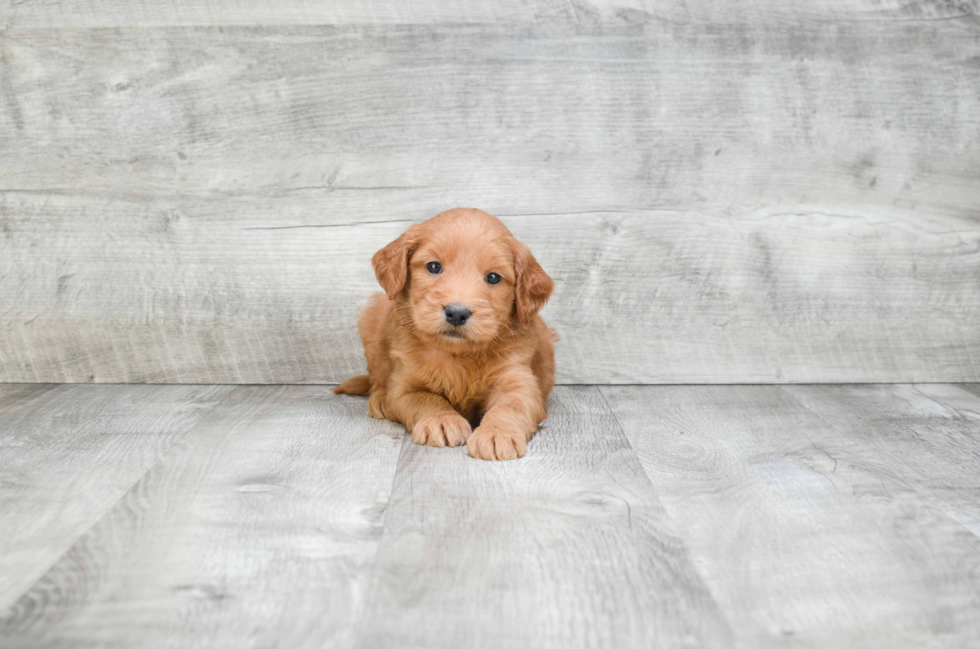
[426,261,442,274]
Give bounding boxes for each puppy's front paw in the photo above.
[367,391,387,419]
[412,411,472,448]
[467,423,526,461]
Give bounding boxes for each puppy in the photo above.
[333,208,556,461]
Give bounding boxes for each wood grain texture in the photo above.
[0,385,404,648]
[3,198,978,384]
[783,383,980,536]
[2,383,980,646]
[601,384,980,648]
[0,383,230,611]
[354,385,733,649]
[1,0,977,27]
[2,21,979,384]
[3,24,978,209]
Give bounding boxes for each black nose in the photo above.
[444,304,471,327]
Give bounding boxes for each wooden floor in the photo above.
[1,383,979,648]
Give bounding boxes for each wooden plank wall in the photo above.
[1,2,978,384]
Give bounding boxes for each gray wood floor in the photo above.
[1,383,978,648]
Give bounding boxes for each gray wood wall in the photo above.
[1,1,979,384]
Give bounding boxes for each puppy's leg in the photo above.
[367,389,388,419]
[385,386,471,448]
[469,367,545,461]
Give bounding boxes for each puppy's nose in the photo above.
[444,303,471,327]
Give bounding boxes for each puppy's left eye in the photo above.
[485,272,501,285]
[426,262,442,274]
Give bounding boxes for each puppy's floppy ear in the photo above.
[512,239,554,327]
[372,225,420,300]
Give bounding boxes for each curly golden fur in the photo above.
[334,208,556,461]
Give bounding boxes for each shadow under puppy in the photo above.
[334,208,556,461]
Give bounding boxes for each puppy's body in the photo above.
[350,291,555,425]
[335,208,555,461]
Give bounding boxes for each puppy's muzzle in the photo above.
[444,303,471,327]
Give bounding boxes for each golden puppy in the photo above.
[334,208,556,461]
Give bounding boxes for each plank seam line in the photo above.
[0,385,234,613]
[241,218,413,231]
[594,385,740,642]
[834,13,979,24]
[595,385,697,512]
[595,386,644,469]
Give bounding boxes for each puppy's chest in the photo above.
[410,349,491,410]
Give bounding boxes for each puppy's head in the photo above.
[372,208,553,348]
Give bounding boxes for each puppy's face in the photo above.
[407,220,515,345]
[372,209,553,349]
